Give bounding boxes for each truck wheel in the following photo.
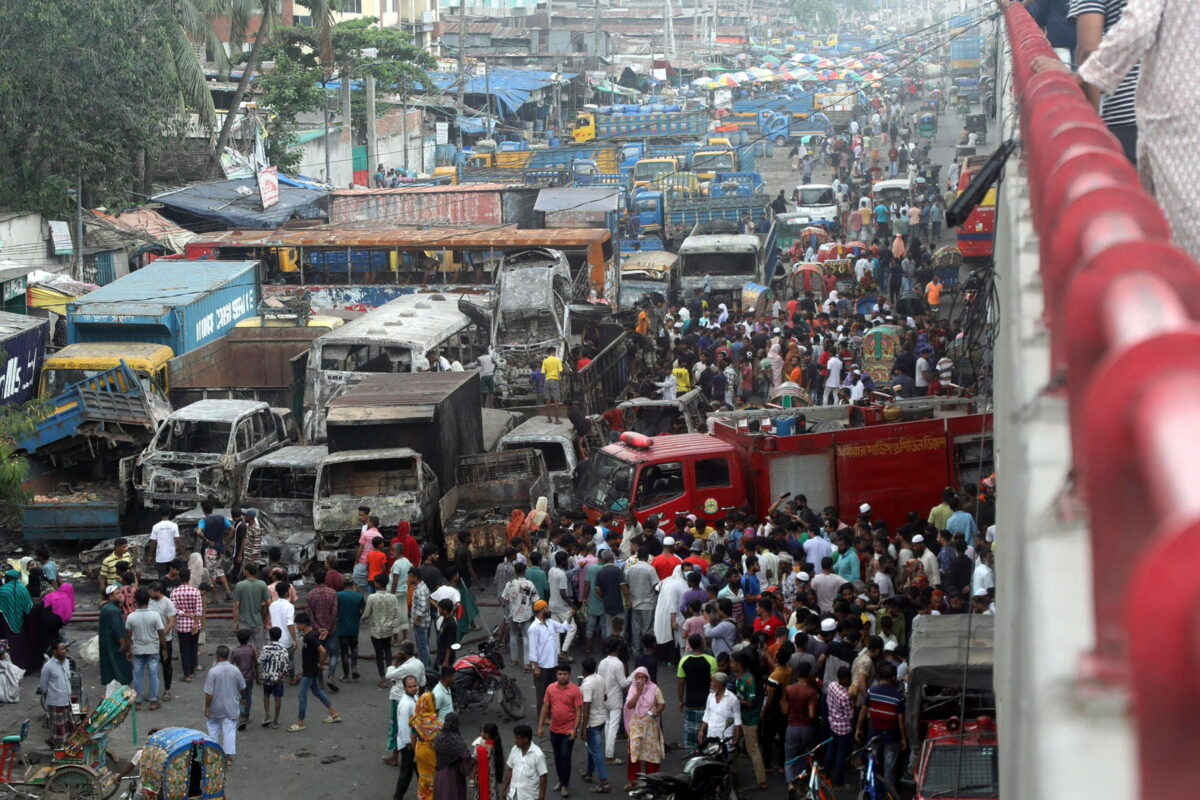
[775,136,786,147]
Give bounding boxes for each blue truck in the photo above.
[757,110,833,145]
[67,259,259,356]
[572,109,709,143]
[708,172,765,197]
[631,191,769,247]
[951,36,984,77]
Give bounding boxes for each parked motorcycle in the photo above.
[629,738,738,800]
[448,637,525,720]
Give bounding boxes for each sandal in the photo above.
[622,785,635,793]
[261,722,273,728]
[287,724,305,732]
[590,786,610,794]
[324,715,342,724]
[271,722,280,729]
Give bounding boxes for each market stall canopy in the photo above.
[153,178,327,230]
[423,69,577,115]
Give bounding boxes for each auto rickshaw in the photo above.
[918,113,937,140]
[134,728,226,800]
[861,324,904,384]
[0,686,133,799]
[964,113,988,145]
[790,262,825,295]
[742,281,774,318]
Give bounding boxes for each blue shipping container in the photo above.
[0,312,47,406]
[66,260,259,356]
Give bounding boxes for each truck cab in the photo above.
[314,448,440,547]
[137,400,297,508]
[572,112,599,143]
[632,157,679,189]
[579,432,744,533]
[40,342,174,399]
[242,444,327,533]
[677,227,766,301]
[793,183,838,222]
[690,150,737,183]
[498,418,579,509]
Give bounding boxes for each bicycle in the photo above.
[853,735,902,800]
[785,737,837,800]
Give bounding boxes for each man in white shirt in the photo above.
[148,508,179,579]
[823,353,844,406]
[802,534,833,576]
[914,351,931,396]
[810,557,848,613]
[972,550,995,597]
[502,564,539,666]
[579,657,612,790]
[855,255,871,282]
[547,552,577,654]
[392,674,420,795]
[698,673,742,746]
[502,725,549,800]
[596,638,630,761]
[268,589,297,650]
[912,535,941,588]
[527,600,573,718]
[384,642,426,766]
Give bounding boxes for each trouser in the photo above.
[247,626,268,650]
[393,745,416,799]
[206,716,237,756]
[1110,123,1138,167]
[822,384,840,405]
[178,632,199,678]
[626,761,660,781]
[604,706,621,760]
[760,709,786,770]
[585,612,608,641]
[783,724,816,783]
[739,722,768,787]
[388,699,400,750]
[633,609,652,652]
[550,610,577,653]
[872,739,900,786]
[240,687,253,720]
[155,562,172,579]
[534,669,555,718]
[508,618,531,665]
[338,635,359,679]
[132,654,160,703]
[297,676,333,721]
[324,636,341,681]
[824,732,853,786]
[585,724,608,782]
[413,624,431,669]
[371,637,393,679]
[160,639,173,692]
[549,731,575,788]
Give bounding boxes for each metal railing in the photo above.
[1002,6,1200,799]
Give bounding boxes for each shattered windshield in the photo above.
[246,466,317,500]
[580,450,634,512]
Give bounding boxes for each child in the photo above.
[257,627,289,728]
[530,365,545,407]
[434,598,457,667]
[229,629,258,730]
[634,633,658,684]
[681,600,707,643]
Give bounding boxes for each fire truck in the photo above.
[579,399,992,532]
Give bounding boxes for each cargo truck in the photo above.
[66,260,259,355]
[572,110,709,143]
[0,312,47,407]
[328,184,541,228]
[950,36,983,77]
[440,448,554,559]
[580,401,993,534]
[676,220,778,302]
[758,110,834,146]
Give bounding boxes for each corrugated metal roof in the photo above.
[197,227,609,249]
[534,187,621,213]
[69,260,257,315]
[330,184,517,197]
[0,310,44,339]
[313,293,472,350]
[326,372,477,408]
[168,398,266,421]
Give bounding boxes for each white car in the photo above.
[792,183,838,222]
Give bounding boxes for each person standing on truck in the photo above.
[541,346,564,424]
[477,351,498,408]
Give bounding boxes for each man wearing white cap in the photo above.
[911,535,940,588]
[650,537,681,580]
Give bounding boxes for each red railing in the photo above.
[1003,6,1200,798]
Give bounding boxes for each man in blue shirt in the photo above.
[945,496,979,540]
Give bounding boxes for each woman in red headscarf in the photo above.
[391,521,422,568]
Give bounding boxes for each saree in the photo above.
[412,692,443,800]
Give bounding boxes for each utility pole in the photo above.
[366,75,378,185]
[400,90,409,174]
[341,78,352,186]
[323,78,331,184]
[73,172,83,282]
[456,1,466,148]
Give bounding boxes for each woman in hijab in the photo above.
[523,497,549,535]
[392,520,422,568]
[717,303,729,326]
[36,582,75,659]
[505,509,526,543]
[652,565,687,662]
[412,691,443,800]
[622,666,666,790]
[0,570,34,669]
[433,712,474,800]
[187,552,207,590]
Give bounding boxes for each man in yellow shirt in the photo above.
[541,346,564,423]
[671,365,692,394]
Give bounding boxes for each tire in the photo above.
[42,766,101,800]
[500,681,526,720]
[775,136,786,147]
[876,776,902,800]
[100,751,121,800]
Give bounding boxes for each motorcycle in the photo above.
[448,637,526,720]
[629,738,739,800]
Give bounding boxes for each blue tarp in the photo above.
[457,116,497,134]
[424,69,577,115]
[152,178,327,229]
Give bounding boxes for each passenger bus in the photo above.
[303,293,479,440]
[956,155,997,260]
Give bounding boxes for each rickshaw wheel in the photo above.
[41,766,100,800]
[100,752,121,800]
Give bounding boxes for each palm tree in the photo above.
[148,0,244,130]
[209,0,344,171]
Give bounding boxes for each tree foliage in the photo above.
[0,400,48,527]
[0,0,182,215]
[790,0,841,28]
[257,53,326,173]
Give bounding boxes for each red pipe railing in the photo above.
[1003,6,1200,798]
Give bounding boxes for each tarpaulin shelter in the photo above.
[152,178,327,230]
